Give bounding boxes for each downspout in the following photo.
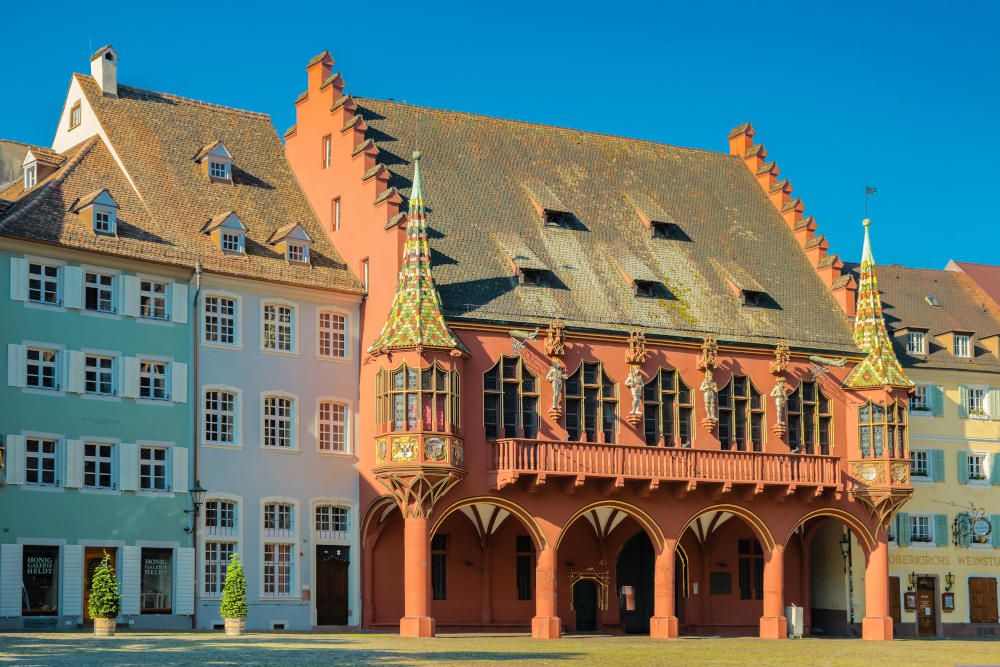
[191,262,202,630]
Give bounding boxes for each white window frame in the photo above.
[83,269,116,314]
[910,514,933,545]
[313,504,351,541]
[83,440,116,490]
[323,135,332,169]
[220,231,243,254]
[968,452,989,483]
[24,163,37,189]
[317,309,347,360]
[24,436,60,487]
[202,385,241,448]
[909,385,930,413]
[93,206,116,235]
[208,160,230,180]
[333,197,341,231]
[317,399,348,454]
[200,493,243,598]
[906,331,926,356]
[967,386,988,419]
[286,243,309,264]
[910,449,929,479]
[139,279,169,320]
[27,260,62,307]
[203,292,241,347]
[84,354,116,396]
[261,301,297,354]
[138,359,170,401]
[954,334,972,358]
[262,392,297,451]
[70,103,82,130]
[139,445,170,492]
[260,497,299,599]
[26,346,60,391]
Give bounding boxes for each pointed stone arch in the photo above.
[678,503,775,551]
[557,500,665,553]
[430,495,548,551]
[784,508,876,555]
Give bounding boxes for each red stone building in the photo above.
[285,52,913,640]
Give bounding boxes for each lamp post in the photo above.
[839,532,855,633]
[184,480,207,630]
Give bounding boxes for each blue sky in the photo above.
[5,1,998,268]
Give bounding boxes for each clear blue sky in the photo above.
[5,1,998,269]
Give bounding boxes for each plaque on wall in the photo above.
[942,592,955,612]
[904,591,917,611]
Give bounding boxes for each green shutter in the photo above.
[958,451,969,484]
[992,515,1000,548]
[931,449,945,483]
[959,386,969,418]
[992,455,1000,485]
[930,385,945,417]
[989,389,1000,421]
[934,514,948,546]
[897,513,911,546]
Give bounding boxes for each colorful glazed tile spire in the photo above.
[843,219,913,389]
[367,152,462,354]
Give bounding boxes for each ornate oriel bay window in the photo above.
[484,356,538,439]
[565,361,617,443]
[718,375,764,452]
[858,400,908,459]
[376,362,460,433]
[787,380,833,455]
[642,368,693,447]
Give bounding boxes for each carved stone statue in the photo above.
[771,378,789,425]
[546,359,567,411]
[700,371,718,420]
[624,366,643,415]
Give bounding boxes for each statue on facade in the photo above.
[624,366,643,424]
[546,359,567,419]
[700,370,718,431]
[771,378,789,437]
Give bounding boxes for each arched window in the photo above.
[376,362,459,432]
[566,361,617,443]
[858,400,908,459]
[642,368,694,447]
[484,356,538,439]
[787,380,833,455]
[718,375,764,452]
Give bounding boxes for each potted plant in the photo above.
[89,552,120,637]
[220,553,248,636]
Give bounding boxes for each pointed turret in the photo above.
[843,219,913,389]
[367,152,462,355]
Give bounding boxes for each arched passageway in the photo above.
[616,531,686,634]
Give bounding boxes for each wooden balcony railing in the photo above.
[491,439,840,491]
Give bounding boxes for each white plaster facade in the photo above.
[194,274,360,630]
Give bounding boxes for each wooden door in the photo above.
[83,548,116,623]
[573,580,598,632]
[916,577,937,637]
[315,545,349,625]
[889,576,901,624]
[969,577,999,624]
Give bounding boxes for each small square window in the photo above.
[909,385,929,412]
[634,280,660,298]
[209,161,230,180]
[286,243,308,264]
[543,209,572,227]
[968,453,988,481]
[910,450,928,477]
[740,290,768,307]
[85,272,115,313]
[93,209,114,235]
[221,232,242,254]
[910,515,932,543]
[967,388,987,418]
[650,221,679,239]
[906,332,926,355]
[520,269,545,287]
[27,262,61,305]
[954,334,971,357]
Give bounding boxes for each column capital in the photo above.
[375,467,465,518]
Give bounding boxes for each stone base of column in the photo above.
[861,616,893,641]
[531,616,561,639]
[399,616,436,638]
[649,616,679,639]
[759,615,788,639]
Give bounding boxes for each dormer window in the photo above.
[650,221,680,240]
[194,140,234,183]
[634,280,660,298]
[266,222,313,266]
[740,289,769,307]
[23,163,37,189]
[520,268,546,286]
[954,334,971,358]
[71,188,118,236]
[287,242,309,264]
[543,209,572,227]
[203,211,247,255]
[906,331,926,356]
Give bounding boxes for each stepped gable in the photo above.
[1,74,363,294]
[344,98,856,353]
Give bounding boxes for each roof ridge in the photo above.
[0,137,99,229]
[74,74,272,119]
[354,97,732,158]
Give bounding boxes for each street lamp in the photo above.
[184,480,207,533]
[945,572,955,592]
[838,534,850,558]
[908,571,917,591]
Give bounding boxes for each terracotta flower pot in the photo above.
[93,617,116,637]
[224,617,246,636]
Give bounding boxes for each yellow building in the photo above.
[849,264,1000,638]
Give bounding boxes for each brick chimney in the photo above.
[90,45,118,98]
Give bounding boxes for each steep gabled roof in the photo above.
[0,75,362,294]
[353,99,857,353]
[948,261,1000,312]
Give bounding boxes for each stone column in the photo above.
[400,514,435,637]
[532,546,560,639]
[481,538,492,625]
[862,535,893,640]
[650,541,679,638]
[759,543,788,639]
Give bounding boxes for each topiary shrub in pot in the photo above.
[89,552,120,637]
[220,553,248,636]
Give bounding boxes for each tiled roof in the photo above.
[859,263,1000,372]
[949,261,1000,312]
[353,99,857,352]
[0,76,362,294]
